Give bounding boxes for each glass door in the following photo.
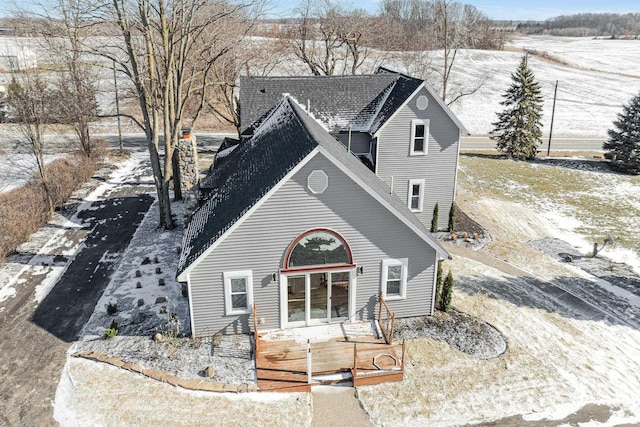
[287,275,306,325]
[309,272,328,323]
[330,272,349,320]
[284,270,352,327]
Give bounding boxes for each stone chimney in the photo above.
[177,126,199,219]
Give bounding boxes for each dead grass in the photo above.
[0,154,97,261]
[58,358,313,427]
[457,154,640,257]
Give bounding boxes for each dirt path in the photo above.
[311,386,373,427]
[0,153,154,426]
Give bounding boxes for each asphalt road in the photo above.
[102,133,606,153]
[101,132,235,152]
[461,135,606,152]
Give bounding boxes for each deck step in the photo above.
[311,371,352,384]
[257,368,308,383]
[257,379,311,392]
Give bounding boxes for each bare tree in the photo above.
[13,0,101,158]
[6,65,56,214]
[289,0,372,76]
[49,0,100,158]
[91,0,263,229]
[204,38,287,136]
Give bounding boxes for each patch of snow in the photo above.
[215,145,237,159]
[0,153,65,194]
[521,402,586,422]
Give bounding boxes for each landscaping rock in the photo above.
[155,296,167,304]
[135,270,142,277]
[153,333,163,343]
[142,257,151,265]
[132,312,146,324]
[137,298,145,307]
[204,366,215,378]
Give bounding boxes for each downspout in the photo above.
[347,126,352,153]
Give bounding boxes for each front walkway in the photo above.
[311,386,374,427]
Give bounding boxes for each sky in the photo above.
[0,0,637,21]
[265,0,637,21]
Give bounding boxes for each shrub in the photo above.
[104,320,119,339]
[448,203,456,232]
[0,153,97,262]
[435,261,444,309]
[106,301,118,315]
[440,270,454,312]
[430,202,439,232]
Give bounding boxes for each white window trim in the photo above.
[409,119,429,156]
[408,179,424,213]
[223,270,253,315]
[381,258,408,301]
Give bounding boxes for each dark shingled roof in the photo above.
[177,98,318,276]
[177,96,449,277]
[240,71,423,135]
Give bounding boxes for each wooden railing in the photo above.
[378,292,396,345]
[351,339,406,387]
[252,303,260,355]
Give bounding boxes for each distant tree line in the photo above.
[517,13,640,37]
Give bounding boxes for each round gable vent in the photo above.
[307,170,328,194]
[416,95,429,110]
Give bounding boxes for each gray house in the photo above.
[240,67,468,231]
[177,96,453,337]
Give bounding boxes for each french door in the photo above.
[283,270,352,328]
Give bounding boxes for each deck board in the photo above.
[255,324,405,391]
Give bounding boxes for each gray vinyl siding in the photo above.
[188,153,437,336]
[334,132,373,155]
[376,87,460,231]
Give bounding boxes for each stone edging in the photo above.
[73,351,258,393]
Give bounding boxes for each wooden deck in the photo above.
[255,324,405,392]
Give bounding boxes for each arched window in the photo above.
[284,229,353,269]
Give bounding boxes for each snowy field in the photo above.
[432,35,640,138]
[258,35,640,138]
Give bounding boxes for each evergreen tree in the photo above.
[440,270,453,312]
[448,203,456,232]
[491,55,544,160]
[603,92,640,175]
[435,260,444,309]
[431,202,439,232]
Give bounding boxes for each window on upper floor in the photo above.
[223,270,253,315]
[381,258,408,300]
[408,179,424,212]
[410,119,429,156]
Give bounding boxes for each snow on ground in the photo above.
[507,35,640,78]
[0,153,65,193]
[442,47,639,138]
[358,256,640,426]
[80,198,189,337]
[54,357,311,427]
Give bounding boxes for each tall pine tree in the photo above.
[491,55,544,160]
[604,92,640,175]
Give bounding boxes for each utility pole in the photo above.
[113,60,123,154]
[547,80,558,157]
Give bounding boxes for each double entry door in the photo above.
[284,270,351,327]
